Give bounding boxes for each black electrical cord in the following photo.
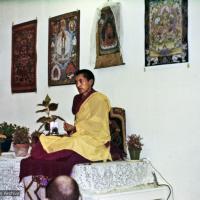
[142,158,174,200]
[158,183,172,200]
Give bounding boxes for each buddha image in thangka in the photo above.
[49,16,78,84]
[147,1,187,65]
[98,7,120,55]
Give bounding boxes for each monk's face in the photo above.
[75,74,93,96]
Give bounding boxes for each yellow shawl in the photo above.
[40,92,112,161]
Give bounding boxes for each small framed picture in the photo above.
[48,11,80,86]
[50,121,59,134]
[11,20,37,93]
[145,0,188,66]
[95,5,123,69]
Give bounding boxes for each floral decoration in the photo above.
[127,134,143,150]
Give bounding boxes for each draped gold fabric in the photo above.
[40,92,112,161]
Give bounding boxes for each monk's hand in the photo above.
[104,141,110,148]
[63,122,76,136]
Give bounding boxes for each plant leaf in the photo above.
[37,103,44,106]
[38,124,45,131]
[49,103,58,111]
[56,115,65,121]
[44,95,51,104]
[36,108,48,113]
[51,115,65,122]
[36,116,52,123]
[40,95,51,107]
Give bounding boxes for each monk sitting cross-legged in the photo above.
[20,69,112,180]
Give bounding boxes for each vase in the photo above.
[1,138,12,152]
[128,148,141,160]
[13,144,29,157]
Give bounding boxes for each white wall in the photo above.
[0,0,200,199]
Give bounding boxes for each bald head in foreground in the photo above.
[45,175,80,200]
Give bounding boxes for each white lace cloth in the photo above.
[0,153,168,200]
[0,152,24,200]
[71,160,154,194]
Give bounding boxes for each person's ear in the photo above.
[89,79,93,87]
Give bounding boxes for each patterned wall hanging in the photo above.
[94,2,123,69]
[11,20,37,93]
[48,11,80,86]
[145,0,188,67]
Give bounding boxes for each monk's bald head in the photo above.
[46,175,80,200]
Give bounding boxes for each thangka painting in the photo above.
[95,5,123,69]
[11,20,37,93]
[48,11,80,86]
[145,0,188,66]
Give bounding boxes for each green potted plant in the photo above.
[36,94,65,134]
[0,122,19,152]
[0,133,7,156]
[13,126,31,157]
[127,134,143,160]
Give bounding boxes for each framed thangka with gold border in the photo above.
[95,3,123,69]
[11,20,37,93]
[145,0,188,66]
[48,11,80,86]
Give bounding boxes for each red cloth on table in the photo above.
[19,141,90,181]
